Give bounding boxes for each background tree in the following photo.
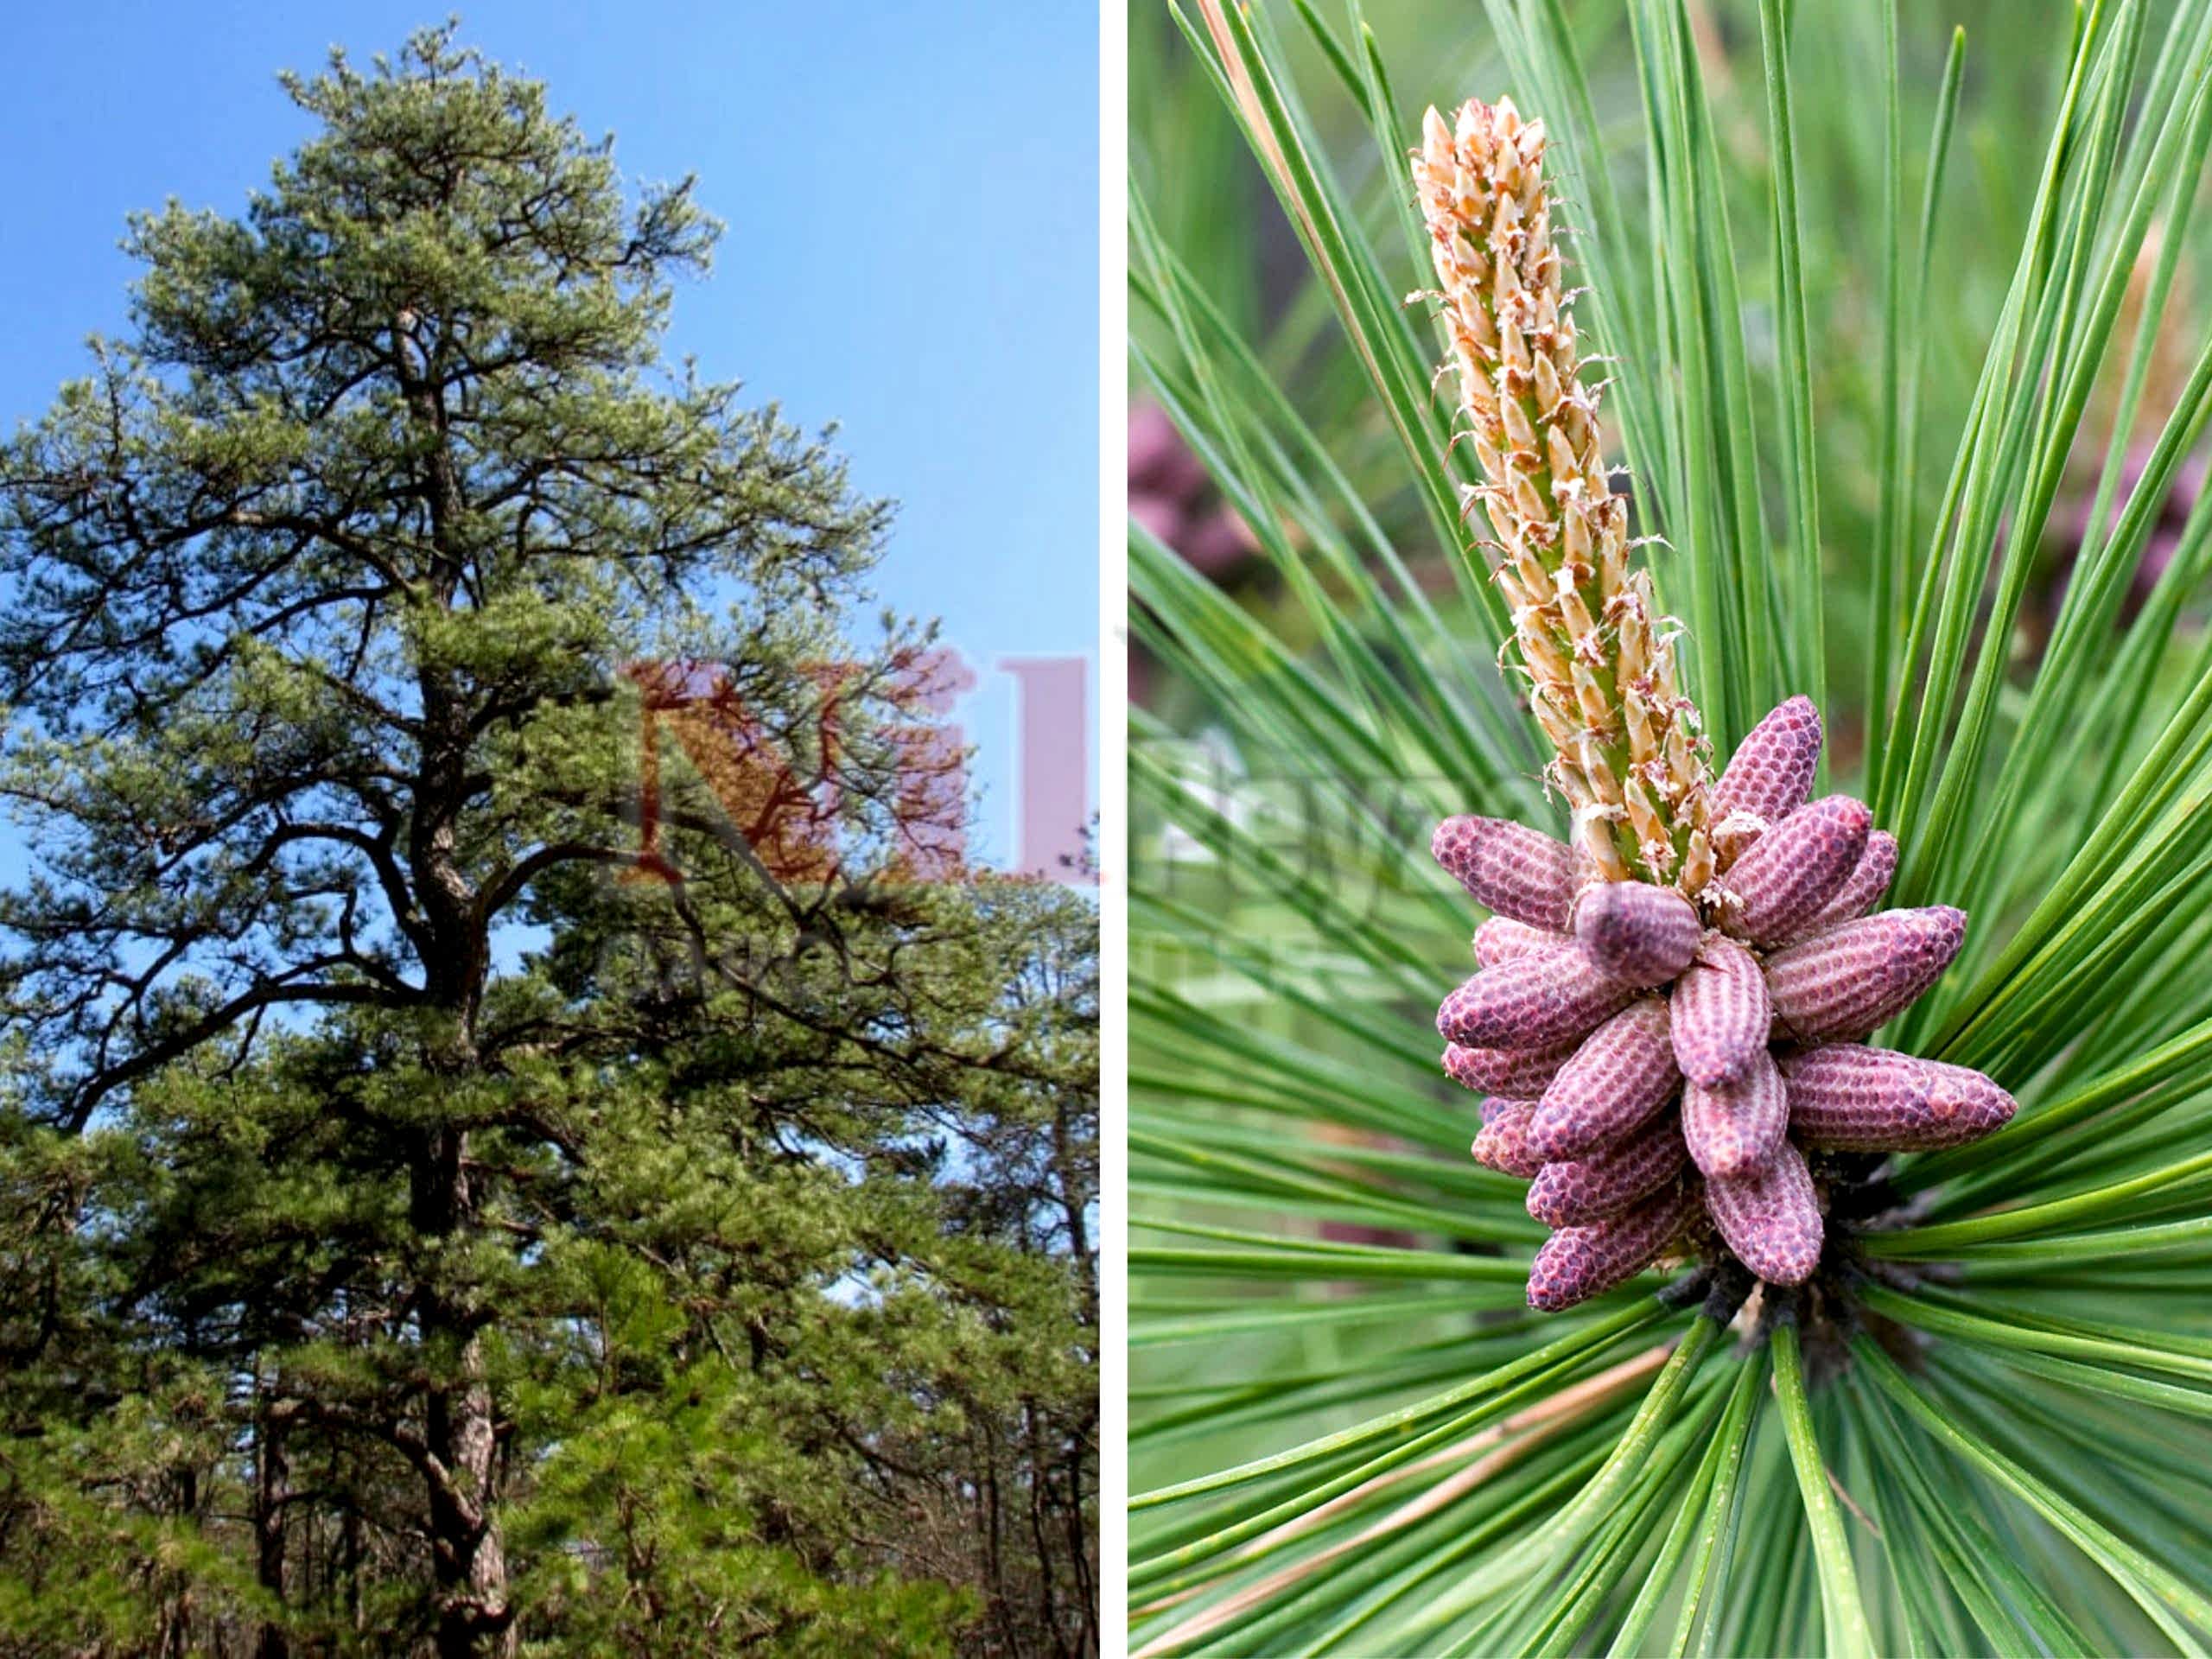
[0,25,1095,1657]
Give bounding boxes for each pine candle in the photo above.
[1414,99,2014,1307]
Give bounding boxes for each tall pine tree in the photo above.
[0,27,1095,1656]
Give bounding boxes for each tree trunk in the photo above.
[1020,1403,1065,1659]
[1063,1433,1098,1659]
[415,1121,516,1658]
[254,1393,291,1659]
[428,1345,513,1658]
[342,1471,364,1637]
[162,1465,200,1659]
[397,293,512,1659]
[409,450,510,1652]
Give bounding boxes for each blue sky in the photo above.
[0,1,1097,874]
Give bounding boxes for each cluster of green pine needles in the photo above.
[1129,0,2212,1652]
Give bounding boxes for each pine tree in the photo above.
[0,25,1096,1656]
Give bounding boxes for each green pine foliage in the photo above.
[1131,0,2212,1652]
[0,26,1096,1658]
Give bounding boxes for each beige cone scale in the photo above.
[1413,95,2014,1310]
[1410,95,1716,894]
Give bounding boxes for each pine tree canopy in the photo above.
[0,25,1097,1658]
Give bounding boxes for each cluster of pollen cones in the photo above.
[1434,696,2017,1311]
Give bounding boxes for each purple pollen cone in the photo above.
[1765,906,1967,1043]
[1804,830,1897,933]
[1722,795,1871,945]
[1526,998,1678,1160]
[1682,1049,1789,1179]
[1443,1039,1580,1097]
[1431,816,1578,931]
[1438,950,1632,1051]
[1525,1112,1686,1227]
[1703,1139,1824,1287]
[1475,915,1573,967]
[1427,696,2012,1306]
[1918,1058,2019,1140]
[1573,881,1700,985]
[1711,694,1821,832]
[1526,1185,1699,1312]
[1669,934,1770,1086]
[1471,1100,1545,1177]
[1780,1046,2016,1151]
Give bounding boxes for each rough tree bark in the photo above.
[254,1389,292,1659]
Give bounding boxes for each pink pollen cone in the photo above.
[1444,1039,1580,1097]
[1703,1139,1825,1286]
[1471,1100,1545,1177]
[1438,950,1633,1051]
[1525,1112,1687,1226]
[1802,830,1897,934]
[1573,880,1700,985]
[1475,915,1573,967]
[1681,1049,1789,1179]
[1917,1058,2019,1142]
[1722,795,1872,945]
[1765,906,1967,1043]
[1526,998,1680,1160]
[1781,1046,2015,1151]
[1669,934,1771,1086]
[1431,816,1578,931]
[1712,695,1822,834]
[1527,1185,1699,1312]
